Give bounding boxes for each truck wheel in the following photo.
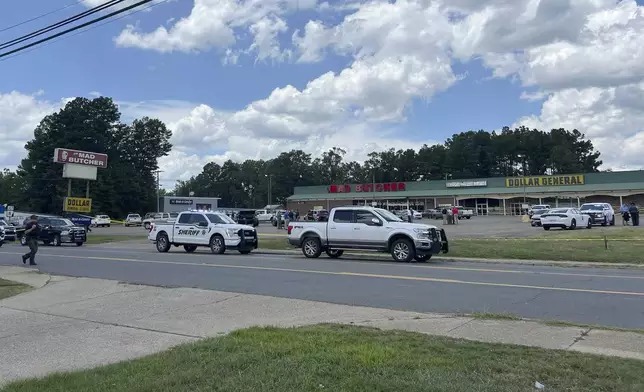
[326,249,344,258]
[302,237,322,258]
[156,233,171,253]
[210,235,226,254]
[610,216,615,226]
[415,254,432,262]
[543,226,550,231]
[466,216,471,219]
[76,242,83,246]
[391,238,415,262]
[239,250,252,255]
[586,219,592,229]
[53,235,62,247]
[184,245,197,253]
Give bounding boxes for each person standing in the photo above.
[452,206,459,225]
[406,209,413,223]
[629,202,640,226]
[21,215,40,266]
[441,207,448,224]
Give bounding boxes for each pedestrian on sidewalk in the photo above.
[21,215,40,266]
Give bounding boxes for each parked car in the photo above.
[0,226,4,247]
[529,204,551,217]
[540,208,592,230]
[255,209,274,222]
[530,208,549,227]
[125,213,142,227]
[148,210,257,254]
[287,207,448,262]
[236,209,259,227]
[142,212,174,230]
[93,215,111,227]
[0,219,17,241]
[19,216,86,246]
[579,203,615,226]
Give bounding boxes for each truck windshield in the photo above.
[374,208,403,222]
[580,204,602,211]
[206,214,235,224]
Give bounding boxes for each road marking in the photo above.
[3,246,644,281]
[2,251,644,297]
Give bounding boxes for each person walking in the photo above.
[21,215,40,266]
[620,204,630,225]
[406,209,413,223]
[452,206,459,225]
[441,207,448,224]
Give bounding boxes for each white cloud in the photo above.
[8,0,644,186]
[114,0,311,62]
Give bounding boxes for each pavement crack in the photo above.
[567,328,591,349]
[447,318,474,333]
[1,306,205,340]
[26,287,150,308]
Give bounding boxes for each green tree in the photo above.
[17,97,172,218]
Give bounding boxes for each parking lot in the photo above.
[88,215,561,239]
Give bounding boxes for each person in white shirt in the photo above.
[406,209,413,223]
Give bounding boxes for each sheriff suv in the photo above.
[148,210,258,254]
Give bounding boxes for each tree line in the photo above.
[174,127,602,207]
[0,96,603,216]
[1,97,172,218]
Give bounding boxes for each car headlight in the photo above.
[61,230,69,235]
[225,229,239,237]
[413,228,430,239]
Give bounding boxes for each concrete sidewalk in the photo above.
[1,266,643,385]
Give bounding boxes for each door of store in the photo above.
[476,199,488,216]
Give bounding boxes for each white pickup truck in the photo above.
[148,210,258,254]
[287,206,448,262]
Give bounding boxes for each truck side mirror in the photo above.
[371,218,382,226]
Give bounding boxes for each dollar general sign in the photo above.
[505,175,585,188]
[64,197,92,213]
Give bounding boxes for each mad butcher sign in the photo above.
[54,148,108,168]
[328,182,407,193]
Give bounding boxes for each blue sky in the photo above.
[0,0,540,141]
[2,0,644,181]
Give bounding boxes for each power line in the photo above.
[0,0,171,62]
[0,0,89,34]
[0,0,126,51]
[0,0,157,59]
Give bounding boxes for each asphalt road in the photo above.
[90,216,557,238]
[1,242,643,329]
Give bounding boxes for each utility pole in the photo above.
[372,171,376,206]
[265,174,273,206]
[155,170,163,212]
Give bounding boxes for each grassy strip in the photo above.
[536,226,644,240]
[0,278,31,300]
[3,324,642,392]
[85,235,146,245]
[257,237,644,263]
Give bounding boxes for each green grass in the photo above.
[466,312,523,321]
[258,236,644,263]
[3,324,642,392]
[0,278,31,300]
[85,234,146,245]
[536,226,644,240]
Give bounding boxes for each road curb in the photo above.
[254,249,644,269]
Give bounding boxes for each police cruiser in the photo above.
[148,210,258,254]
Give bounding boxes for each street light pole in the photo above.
[155,170,163,212]
[265,174,273,206]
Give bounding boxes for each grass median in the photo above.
[0,278,31,300]
[258,230,644,263]
[3,324,642,392]
[85,234,147,245]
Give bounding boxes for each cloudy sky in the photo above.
[1,0,644,186]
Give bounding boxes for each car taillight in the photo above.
[149,223,154,232]
[287,225,293,235]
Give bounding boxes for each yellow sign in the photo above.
[505,175,585,188]
[63,197,92,213]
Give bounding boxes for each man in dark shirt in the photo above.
[629,202,640,226]
[22,215,40,266]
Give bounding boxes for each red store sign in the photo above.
[328,182,406,193]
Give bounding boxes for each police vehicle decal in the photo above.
[178,229,202,236]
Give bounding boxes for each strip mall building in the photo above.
[286,170,644,215]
